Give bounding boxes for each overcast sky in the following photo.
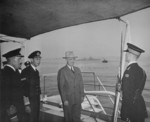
[1,8,150,60]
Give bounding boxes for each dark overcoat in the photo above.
[2,65,25,122]
[121,63,148,121]
[57,65,84,122]
[21,65,41,122]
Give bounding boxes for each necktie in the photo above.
[71,67,74,73]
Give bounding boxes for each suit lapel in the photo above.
[65,65,75,77]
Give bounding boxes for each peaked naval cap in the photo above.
[28,50,41,58]
[2,48,24,58]
[124,43,145,56]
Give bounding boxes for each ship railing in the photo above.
[41,72,119,116]
[41,72,150,121]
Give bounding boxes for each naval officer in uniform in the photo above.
[57,51,84,122]
[120,43,148,122]
[2,48,25,122]
[21,51,41,122]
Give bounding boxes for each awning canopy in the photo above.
[1,0,150,39]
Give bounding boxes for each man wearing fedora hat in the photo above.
[21,50,41,122]
[120,43,148,122]
[1,48,25,122]
[57,51,84,122]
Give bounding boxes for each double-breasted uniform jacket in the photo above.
[2,65,25,121]
[21,65,41,98]
[21,65,41,122]
[57,65,84,105]
[121,63,148,120]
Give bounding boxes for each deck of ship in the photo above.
[38,72,150,122]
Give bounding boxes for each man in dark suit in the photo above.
[21,51,41,122]
[57,51,84,122]
[120,43,148,122]
[2,48,25,122]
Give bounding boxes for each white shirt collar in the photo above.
[6,64,16,71]
[128,61,137,66]
[31,64,37,71]
[18,69,22,73]
[67,65,74,71]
